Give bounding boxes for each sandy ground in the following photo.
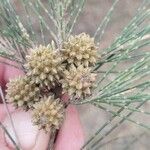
[9,0,150,149]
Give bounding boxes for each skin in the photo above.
[0,58,84,150]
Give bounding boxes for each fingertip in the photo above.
[0,58,23,83]
[4,62,24,83]
[0,104,15,149]
[3,110,50,150]
[55,105,84,150]
[0,146,10,150]
[0,104,15,121]
[32,129,50,150]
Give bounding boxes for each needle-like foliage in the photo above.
[0,0,149,149]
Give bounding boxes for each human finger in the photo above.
[55,105,84,150]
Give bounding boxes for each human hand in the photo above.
[0,58,84,150]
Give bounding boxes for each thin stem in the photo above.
[0,121,20,150]
[123,132,146,150]
[0,87,22,148]
[67,0,86,39]
[91,101,147,150]
[94,0,120,43]
[47,129,57,150]
[81,103,129,149]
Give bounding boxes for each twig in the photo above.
[0,121,20,150]
[47,129,57,150]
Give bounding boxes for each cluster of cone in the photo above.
[6,33,98,132]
